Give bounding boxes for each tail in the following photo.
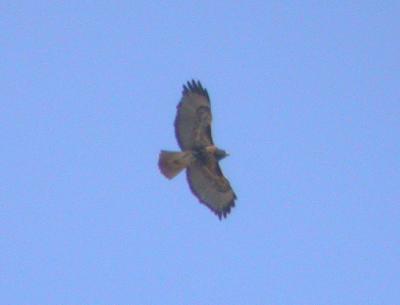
[158,150,194,179]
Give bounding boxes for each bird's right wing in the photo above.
[174,80,214,150]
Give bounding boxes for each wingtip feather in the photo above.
[181,79,210,101]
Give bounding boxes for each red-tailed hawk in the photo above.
[158,80,236,219]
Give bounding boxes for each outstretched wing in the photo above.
[186,158,236,219]
[174,80,213,150]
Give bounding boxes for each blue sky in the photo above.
[1,1,399,304]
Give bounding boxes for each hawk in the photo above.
[158,80,236,219]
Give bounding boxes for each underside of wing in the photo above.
[174,80,213,150]
[186,159,236,219]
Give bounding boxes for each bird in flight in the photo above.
[158,80,236,219]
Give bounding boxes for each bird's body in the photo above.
[158,80,236,219]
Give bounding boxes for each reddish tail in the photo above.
[158,150,194,179]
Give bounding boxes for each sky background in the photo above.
[1,1,399,304]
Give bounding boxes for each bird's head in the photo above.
[215,148,229,161]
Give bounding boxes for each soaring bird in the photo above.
[158,80,236,219]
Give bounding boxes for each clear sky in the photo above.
[1,2,399,304]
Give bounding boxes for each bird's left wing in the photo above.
[186,158,236,219]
